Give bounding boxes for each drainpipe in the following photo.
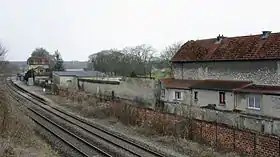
[233,91,237,110]
[181,63,184,80]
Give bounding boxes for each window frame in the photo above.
[219,91,226,104]
[194,91,198,100]
[174,91,183,100]
[66,80,72,83]
[161,89,165,98]
[247,95,261,110]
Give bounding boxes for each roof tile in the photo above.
[172,32,280,62]
[234,84,280,95]
[189,79,253,91]
[159,78,201,89]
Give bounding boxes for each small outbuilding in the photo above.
[52,71,106,89]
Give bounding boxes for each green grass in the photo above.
[151,71,171,79]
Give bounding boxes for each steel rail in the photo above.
[9,79,165,157]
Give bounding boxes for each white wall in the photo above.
[162,88,192,105]
[192,89,235,111]
[236,93,280,118]
[59,76,77,89]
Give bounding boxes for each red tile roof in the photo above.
[189,79,253,91]
[160,78,252,91]
[234,84,280,95]
[172,32,280,62]
[159,78,201,89]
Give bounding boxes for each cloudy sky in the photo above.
[0,0,279,61]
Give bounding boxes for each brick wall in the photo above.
[110,100,280,157]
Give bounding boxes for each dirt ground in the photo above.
[45,94,241,157]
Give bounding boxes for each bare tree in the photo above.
[122,44,156,76]
[88,45,156,77]
[0,43,8,73]
[0,43,7,59]
[160,42,183,74]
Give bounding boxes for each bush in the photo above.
[129,71,137,77]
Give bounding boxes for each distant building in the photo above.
[27,57,53,76]
[52,71,106,89]
[27,56,54,84]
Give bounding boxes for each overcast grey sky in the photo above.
[0,0,279,61]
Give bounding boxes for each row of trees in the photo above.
[0,41,182,78]
[88,42,183,77]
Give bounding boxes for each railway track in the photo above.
[6,78,166,157]
[6,79,110,157]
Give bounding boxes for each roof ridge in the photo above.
[172,31,280,62]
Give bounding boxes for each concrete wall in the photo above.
[79,77,157,107]
[53,74,60,85]
[192,89,235,111]
[236,93,280,119]
[53,74,101,89]
[59,76,78,89]
[173,60,280,85]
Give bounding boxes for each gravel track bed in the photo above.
[28,96,165,157]
[34,122,83,157]
[31,104,130,157]
[8,86,102,157]
[51,100,240,157]
[25,108,101,157]
[50,103,183,157]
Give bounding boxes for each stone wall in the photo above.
[173,60,280,85]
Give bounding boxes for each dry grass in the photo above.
[50,88,241,157]
[0,84,59,157]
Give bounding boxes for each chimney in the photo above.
[215,34,223,44]
[261,31,272,39]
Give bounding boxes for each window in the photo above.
[219,92,225,104]
[194,91,198,100]
[161,89,165,97]
[248,95,261,110]
[175,91,182,100]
